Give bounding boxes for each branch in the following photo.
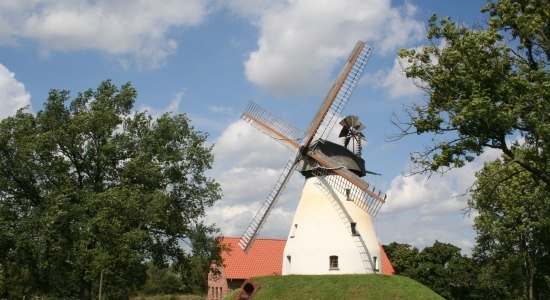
[499,137,550,186]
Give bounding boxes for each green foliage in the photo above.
[139,263,184,295]
[395,0,549,185]
[0,80,221,299]
[393,1,549,298]
[175,225,226,294]
[226,274,443,300]
[414,242,476,299]
[383,241,476,299]
[471,153,550,299]
[383,242,419,276]
[0,263,4,294]
[384,155,550,299]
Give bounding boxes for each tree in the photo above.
[176,224,225,294]
[0,80,221,299]
[471,153,550,300]
[383,242,420,276]
[384,241,477,299]
[139,262,184,295]
[413,241,476,299]
[394,0,549,185]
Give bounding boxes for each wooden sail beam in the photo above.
[242,112,301,150]
[302,41,366,149]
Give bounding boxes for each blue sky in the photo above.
[0,0,496,253]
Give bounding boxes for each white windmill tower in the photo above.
[237,41,387,274]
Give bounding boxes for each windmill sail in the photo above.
[304,41,373,147]
[308,151,386,218]
[312,167,385,218]
[238,157,299,252]
[241,101,304,150]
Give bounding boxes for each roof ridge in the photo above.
[221,237,286,242]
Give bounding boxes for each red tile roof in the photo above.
[220,237,286,279]
[219,237,395,278]
[380,244,395,275]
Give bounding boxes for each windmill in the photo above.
[238,41,387,274]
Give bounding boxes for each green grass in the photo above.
[225,274,442,300]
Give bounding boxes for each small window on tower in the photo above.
[351,222,359,235]
[290,224,298,238]
[329,255,339,270]
[345,189,351,200]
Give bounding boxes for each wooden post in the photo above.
[98,271,103,300]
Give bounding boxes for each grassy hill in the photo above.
[225,274,443,300]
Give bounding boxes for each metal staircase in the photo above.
[312,167,385,218]
[315,176,376,273]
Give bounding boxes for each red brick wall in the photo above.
[207,265,229,300]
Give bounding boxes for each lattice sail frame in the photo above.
[314,45,373,141]
[237,157,298,252]
[241,101,305,150]
[311,168,385,218]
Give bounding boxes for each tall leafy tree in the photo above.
[471,153,550,300]
[383,242,420,276]
[139,262,184,296]
[384,241,477,299]
[414,242,476,299]
[394,0,549,185]
[0,80,221,299]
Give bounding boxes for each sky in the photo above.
[0,0,498,254]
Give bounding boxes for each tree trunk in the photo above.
[80,279,92,300]
[528,268,535,300]
[524,256,536,300]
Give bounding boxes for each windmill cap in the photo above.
[299,139,367,177]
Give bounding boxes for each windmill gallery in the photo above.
[208,41,394,299]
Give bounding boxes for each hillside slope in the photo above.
[226,274,442,300]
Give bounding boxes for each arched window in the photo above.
[329,255,339,270]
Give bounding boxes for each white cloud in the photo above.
[166,92,183,113]
[370,42,448,99]
[209,105,235,116]
[136,91,229,132]
[378,148,502,253]
[0,0,208,68]
[137,91,183,117]
[207,120,303,239]
[368,55,422,99]
[213,121,293,168]
[231,0,423,95]
[225,0,282,19]
[0,63,31,119]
